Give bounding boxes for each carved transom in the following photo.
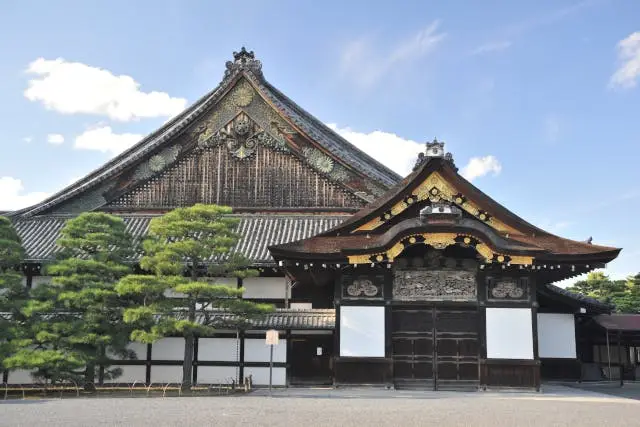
[393,269,477,301]
[487,277,529,300]
[346,279,380,297]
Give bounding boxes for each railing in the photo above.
[1,376,253,400]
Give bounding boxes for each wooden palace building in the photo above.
[5,48,622,390]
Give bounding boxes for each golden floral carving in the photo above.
[346,232,534,265]
[354,171,520,235]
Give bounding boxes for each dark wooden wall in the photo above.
[108,145,364,210]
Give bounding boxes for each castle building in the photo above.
[5,49,621,389]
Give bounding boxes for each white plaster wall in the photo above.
[486,308,533,360]
[537,313,576,358]
[198,338,238,362]
[105,365,146,384]
[7,369,37,384]
[197,366,238,384]
[290,302,312,309]
[150,366,183,384]
[244,338,287,362]
[108,342,147,360]
[340,306,385,357]
[31,276,52,289]
[151,338,184,360]
[242,277,289,299]
[245,367,286,386]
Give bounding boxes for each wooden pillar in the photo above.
[530,278,541,392]
[145,344,152,385]
[384,266,393,387]
[285,329,292,387]
[193,337,199,385]
[238,330,245,384]
[333,270,342,386]
[25,264,34,290]
[618,330,624,387]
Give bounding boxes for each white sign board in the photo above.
[265,329,279,346]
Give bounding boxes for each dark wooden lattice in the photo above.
[108,145,364,209]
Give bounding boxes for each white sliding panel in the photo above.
[486,308,533,359]
[150,366,183,384]
[7,369,36,384]
[244,338,287,363]
[339,306,385,357]
[108,342,147,360]
[151,338,184,360]
[245,367,286,386]
[198,338,238,362]
[242,277,289,299]
[105,365,146,384]
[537,313,576,358]
[197,366,238,384]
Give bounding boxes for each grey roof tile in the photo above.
[193,308,335,330]
[14,214,347,266]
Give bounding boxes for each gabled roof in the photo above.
[9,48,400,219]
[269,143,621,276]
[13,213,347,266]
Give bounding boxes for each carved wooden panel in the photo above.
[108,143,364,209]
[393,269,477,301]
[486,277,529,301]
[341,274,384,300]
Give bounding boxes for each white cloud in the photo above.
[460,156,502,181]
[74,126,142,155]
[46,133,64,145]
[340,21,446,87]
[471,41,512,55]
[22,136,32,144]
[327,124,423,176]
[0,177,50,211]
[24,58,188,121]
[610,31,640,89]
[328,123,501,182]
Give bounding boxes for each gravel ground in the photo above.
[1,386,638,427]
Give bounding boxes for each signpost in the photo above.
[265,329,279,394]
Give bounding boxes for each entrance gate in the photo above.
[392,307,479,390]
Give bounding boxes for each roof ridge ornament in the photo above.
[224,47,264,80]
[413,138,456,171]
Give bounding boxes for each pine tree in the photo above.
[0,217,29,370]
[4,213,134,387]
[116,204,273,390]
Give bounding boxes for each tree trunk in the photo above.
[182,299,196,391]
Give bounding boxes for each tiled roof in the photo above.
[594,314,640,331]
[0,309,337,330]
[8,49,399,219]
[544,284,612,312]
[195,308,335,330]
[13,214,347,266]
[260,81,400,188]
[301,157,620,260]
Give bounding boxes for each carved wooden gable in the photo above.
[104,79,369,210]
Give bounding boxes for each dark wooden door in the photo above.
[434,309,479,390]
[392,307,436,389]
[289,334,333,385]
[392,307,479,390]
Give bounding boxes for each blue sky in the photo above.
[0,0,639,284]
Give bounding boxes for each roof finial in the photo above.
[224,47,263,80]
[413,137,456,171]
